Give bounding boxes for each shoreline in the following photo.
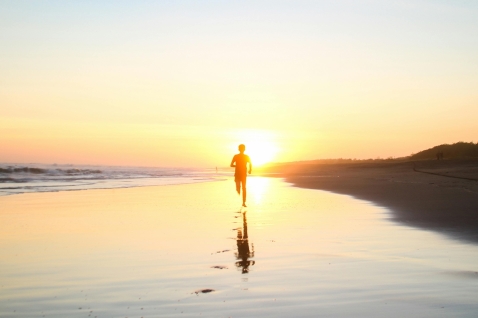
[3,160,478,245]
[260,159,478,245]
[0,176,227,198]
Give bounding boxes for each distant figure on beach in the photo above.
[230,144,252,207]
[436,152,444,160]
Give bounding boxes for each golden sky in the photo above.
[1,1,477,167]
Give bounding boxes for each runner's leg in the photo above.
[242,177,247,206]
[235,179,241,194]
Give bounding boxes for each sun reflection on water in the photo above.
[248,177,271,205]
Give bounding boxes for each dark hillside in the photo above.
[410,142,478,160]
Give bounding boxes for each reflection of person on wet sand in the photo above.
[235,212,255,274]
[230,144,252,207]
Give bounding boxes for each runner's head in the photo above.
[238,144,246,153]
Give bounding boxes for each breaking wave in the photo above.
[0,164,226,196]
[0,166,102,175]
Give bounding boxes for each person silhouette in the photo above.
[230,144,252,207]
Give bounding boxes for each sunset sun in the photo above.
[246,141,278,166]
[231,130,279,166]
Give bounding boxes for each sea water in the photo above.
[1,178,477,317]
[0,163,223,196]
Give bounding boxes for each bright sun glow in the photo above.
[247,141,277,166]
[231,130,279,166]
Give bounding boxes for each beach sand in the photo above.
[1,177,478,317]
[261,159,478,244]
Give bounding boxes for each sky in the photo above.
[1,0,477,167]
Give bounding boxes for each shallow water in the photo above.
[1,178,478,317]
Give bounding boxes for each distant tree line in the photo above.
[258,142,478,170]
[293,157,401,164]
[410,142,478,160]
[261,156,406,168]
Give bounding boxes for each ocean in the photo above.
[0,163,225,196]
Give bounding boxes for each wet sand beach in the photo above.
[260,159,478,244]
[1,177,478,317]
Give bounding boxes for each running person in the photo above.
[230,144,252,207]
